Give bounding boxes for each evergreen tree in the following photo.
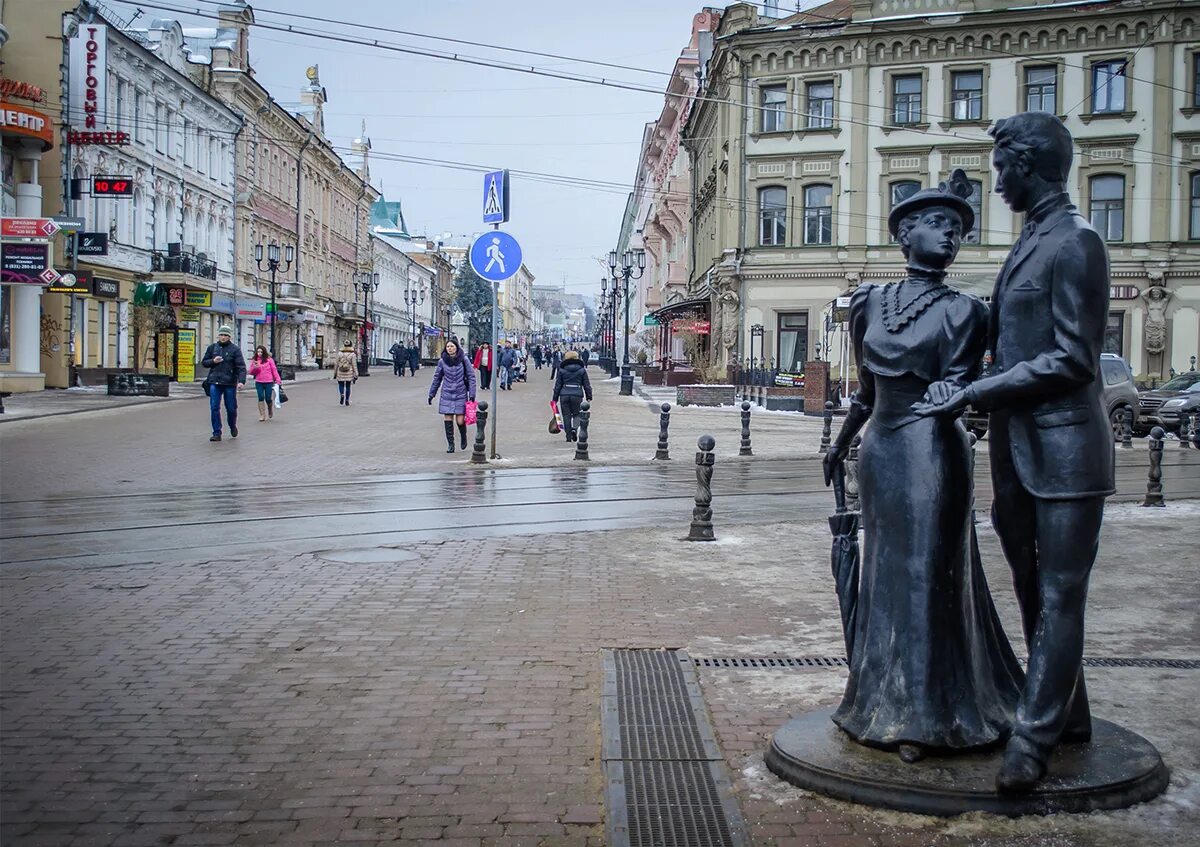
[453,261,493,349]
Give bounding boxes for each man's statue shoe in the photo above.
[995,750,1046,793]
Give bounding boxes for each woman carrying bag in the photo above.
[248,346,281,422]
[428,340,477,453]
[333,340,357,406]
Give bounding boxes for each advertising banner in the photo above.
[176,328,196,383]
[69,24,107,129]
[184,289,212,307]
[2,242,51,282]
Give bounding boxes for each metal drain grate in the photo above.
[694,656,1200,670]
[602,650,749,847]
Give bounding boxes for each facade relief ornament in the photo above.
[1142,282,1172,355]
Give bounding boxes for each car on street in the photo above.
[1136,371,1200,435]
[962,353,1138,439]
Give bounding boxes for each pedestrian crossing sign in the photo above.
[482,169,509,224]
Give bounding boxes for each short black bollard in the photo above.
[845,433,862,513]
[687,435,716,541]
[739,401,753,456]
[1180,413,1193,449]
[1143,425,1165,507]
[574,401,591,461]
[1121,406,1134,449]
[655,402,671,460]
[471,401,489,464]
[819,401,833,454]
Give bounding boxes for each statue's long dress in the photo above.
[832,280,1024,751]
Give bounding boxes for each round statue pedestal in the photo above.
[765,709,1168,817]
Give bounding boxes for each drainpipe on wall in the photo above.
[737,56,750,367]
[294,129,314,365]
[229,116,244,343]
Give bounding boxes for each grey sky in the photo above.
[112,0,724,294]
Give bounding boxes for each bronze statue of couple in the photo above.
[822,112,1114,793]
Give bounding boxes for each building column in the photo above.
[12,171,44,378]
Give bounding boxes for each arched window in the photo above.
[1089,174,1124,242]
[889,180,921,242]
[132,190,143,248]
[758,186,787,246]
[165,199,176,244]
[803,184,833,245]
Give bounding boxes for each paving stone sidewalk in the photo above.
[2,501,1197,846]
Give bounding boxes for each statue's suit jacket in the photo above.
[970,193,1115,500]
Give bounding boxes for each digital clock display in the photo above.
[92,176,133,196]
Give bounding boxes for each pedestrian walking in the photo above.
[473,342,493,390]
[389,341,404,376]
[533,345,544,370]
[248,345,282,422]
[408,342,420,376]
[553,350,593,442]
[581,347,591,366]
[499,341,517,390]
[428,339,477,453]
[201,325,246,442]
[549,344,563,380]
[333,340,357,406]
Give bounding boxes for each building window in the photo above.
[155,103,166,152]
[761,85,787,132]
[759,186,787,246]
[115,81,124,131]
[1089,174,1125,241]
[1024,66,1057,113]
[183,121,193,167]
[889,180,921,241]
[778,312,808,372]
[1104,311,1124,357]
[1190,172,1200,240]
[1194,53,1200,108]
[892,75,922,125]
[1091,60,1126,113]
[950,71,983,121]
[803,184,833,245]
[964,179,983,244]
[134,90,145,142]
[806,81,834,129]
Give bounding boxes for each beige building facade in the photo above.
[684,0,1200,383]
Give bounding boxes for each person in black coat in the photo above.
[552,350,593,442]
[532,345,544,369]
[581,347,591,366]
[389,341,405,376]
[201,325,247,442]
[407,342,420,376]
[549,345,563,380]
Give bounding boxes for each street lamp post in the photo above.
[255,240,294,360]
[608,248,645,396]
[405,286,426,355]
[354,271,380,376]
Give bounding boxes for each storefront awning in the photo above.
[650,296,710,321]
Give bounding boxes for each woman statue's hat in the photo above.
[887,168,976,238]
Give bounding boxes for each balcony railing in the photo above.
[151,251,217,280]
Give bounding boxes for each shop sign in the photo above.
[0,80,46,103]
[184,289,212,307]
[423,325,442,336]
[1110,285,1140,301]
[69,24,108,130]
[47,270,91,295]
[2,216,60,238]
[0,102,54,149]
[92,277,119,298]
[179,306,201,322]
[67,130,130,147]
[166,286,185,306]
[643,315,661,326]
[206,293,235,314]
[176,328,196,383]
[673,319,710,334]
[236,302,266,320]
[1,242,52,283]
[77,232,109,256]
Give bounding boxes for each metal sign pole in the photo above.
[489,276,500,459]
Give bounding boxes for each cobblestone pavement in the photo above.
[2,501,1198,846]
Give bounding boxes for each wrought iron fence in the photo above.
[735,357,779,406]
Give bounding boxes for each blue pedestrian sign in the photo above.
[482,169,509,225]
[470,230,522,283]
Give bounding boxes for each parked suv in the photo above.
[1136,371,1200,435]
[962,353,1138,439]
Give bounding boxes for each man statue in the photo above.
[915,112,1114,792]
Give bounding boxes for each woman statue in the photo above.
[822,170,1023,763]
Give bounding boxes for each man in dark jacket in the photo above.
[201,325,247,442]
[408,342,420,376]
[549,345,563,381]
[581,347,591,366]
[389,341,404,376]
[532,345,544,369]
[499,342,518,390]
[552,350,593,442]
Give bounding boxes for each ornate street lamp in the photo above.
[354,271,380,376]
[255,240,294,360]
[608,248,645,395]
[405,286,426,352]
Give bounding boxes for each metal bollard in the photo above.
[655,402,671,460]
[470,401,489,464]
[820,401,833,454]
[1143,425,1165,507]
[687,435,716,541]
[845,434,862,513]
[1121,406,1134,449]
[574,401,591,461]
[1180,413,1193,449]
[739,401,753,456]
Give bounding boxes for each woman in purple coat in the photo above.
[427,340,477,453]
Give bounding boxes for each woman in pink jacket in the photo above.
[248,346,282,421]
